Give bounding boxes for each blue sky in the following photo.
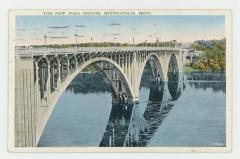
[15,15,225,46]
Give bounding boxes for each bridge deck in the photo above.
[15,47,181,58]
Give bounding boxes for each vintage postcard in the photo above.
[8,9,232,152]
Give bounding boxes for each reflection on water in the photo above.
[99,80,176,147]
[99,103,134,147]
[66,72,109,94]
[126,86,175,147]
[185,72,226,93]
[38,71,226,147]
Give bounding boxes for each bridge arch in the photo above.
[167,53,179,76]
[167,53,181,100]
[137,53,165,91]
[167,52,180,70]
[36,57,135,144]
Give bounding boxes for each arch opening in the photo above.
[60,56,69,81]
[37,57,135,146]
[49,57,59,92]
[37,58,48,100]
[69,55,77,73]
[139,54,164,90]
[167,53,181,100]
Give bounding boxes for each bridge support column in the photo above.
[57,63,61,88]
[46,65,51,103]
[164,52,168,81]
[75,60,78,69]
[118,55,121,66]
[126,54,130,82]
[123,54,126,74]
[132,52,140,101]
[67,60,70,76]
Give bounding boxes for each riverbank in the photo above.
[184,65,225,73]
[184,66,200,73]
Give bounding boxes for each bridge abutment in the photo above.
[15,58,37,147]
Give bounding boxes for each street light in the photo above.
[90,37,93,47]
[74,33,78,48]
[112,33,120,47]
[44,34,47,45]
[114,36,117,47]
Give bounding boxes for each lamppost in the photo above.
[44,34,47,46]
[112,33,120,47]
[90,37,93,47]
[74,33,78,49]
[114,36,117,47]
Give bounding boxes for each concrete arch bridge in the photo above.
[15,47,186,147]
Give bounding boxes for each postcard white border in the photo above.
[8,9,232,153]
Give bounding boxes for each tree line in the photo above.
[190,38,226,72]
[18,40,182,48]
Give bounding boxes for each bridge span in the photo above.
[15,46,186,147]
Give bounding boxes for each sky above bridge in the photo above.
[15,15,225,46]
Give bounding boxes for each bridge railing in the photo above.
[15,47,181,57]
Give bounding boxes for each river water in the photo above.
[38,72,226,147]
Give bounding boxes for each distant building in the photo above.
[185,49,204,64]
[172,40,177,48]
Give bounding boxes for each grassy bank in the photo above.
[184,65,226,73]
[184,66,200,73]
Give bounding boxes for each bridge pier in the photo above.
[57,63,61,90]
[46,65,51,103]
